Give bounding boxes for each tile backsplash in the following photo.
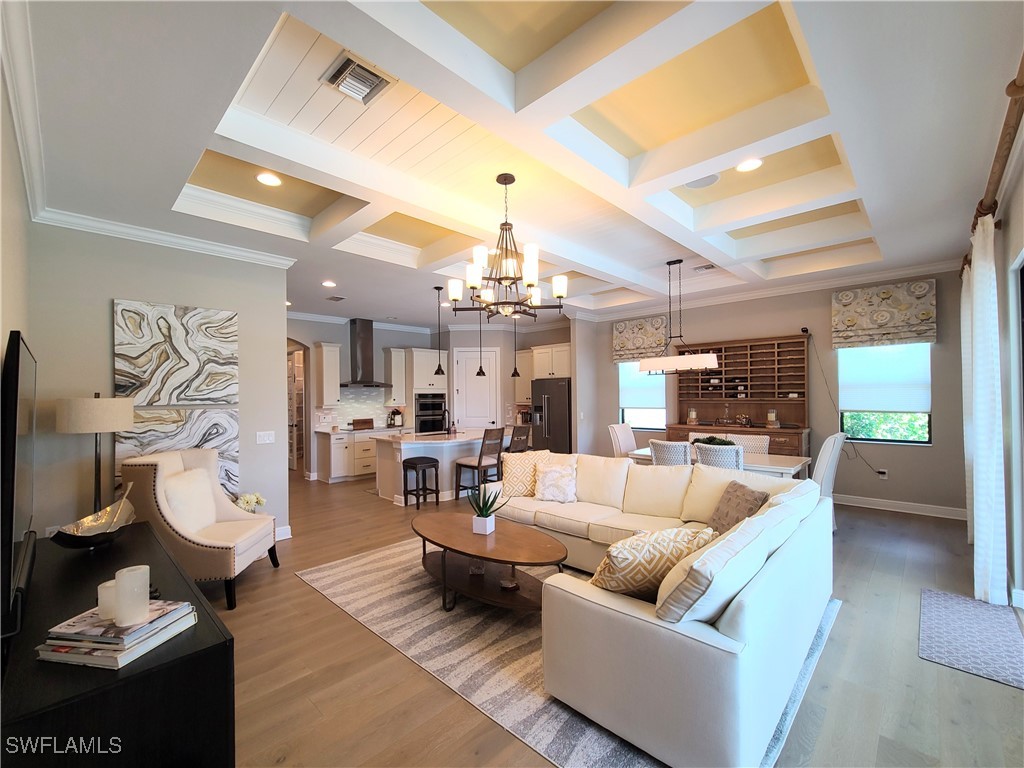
[315,388,389,428]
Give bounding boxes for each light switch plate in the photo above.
[256,431,275,444]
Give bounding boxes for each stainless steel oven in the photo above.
[414,393,446,433]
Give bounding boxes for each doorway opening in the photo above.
[287,339,310,476]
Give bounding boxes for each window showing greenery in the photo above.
[840,411,930,443]
[838,343,931,445]
[618,361,666,430]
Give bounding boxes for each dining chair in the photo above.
[726,433,770,454]
[649,439,692,466]
[694,442,744,470]
[455,427,505,498]
[687,432,715,442]
[508,425,531,453]
[812,432,847,531]
[608,423,638,458]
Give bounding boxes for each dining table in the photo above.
[627,447,812,478]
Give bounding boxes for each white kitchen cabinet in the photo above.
[384,348,406,406]
[514,350,533,403]
[314,343,342,407]
[532,343,571,379]
[407,348,448,392]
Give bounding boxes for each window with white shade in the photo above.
[618,361,666,430]
[838,343,931,443]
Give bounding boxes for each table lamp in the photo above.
[57,393,135,512]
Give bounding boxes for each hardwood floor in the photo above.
[210,472,1023,767]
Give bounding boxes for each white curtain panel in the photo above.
[962,215,1008,605]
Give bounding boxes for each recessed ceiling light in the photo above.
[386,316,398,321]
[256,171,282,187]
[735,158,763,173]
[321,280,337,288]
[285,301,292,306]
[440,301,451,308]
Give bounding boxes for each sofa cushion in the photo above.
[588,513,685,546]
[535,464,577,503]
[164,468,217,533]
[500,450,551,498]
[535,502,619,538]
[590,527,718,600]
[765,479,821,521]
[657,512,786,623]
[496,496,550,526]
[708,481,770,533]
[540,453,578,467]
[621,464,693,519]
[575,455,632,509]
[681,464,799,524]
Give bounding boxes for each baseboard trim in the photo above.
[1012,589,1023,609]
[304,471,317,481]
[833,494,967,520]
[276,525,292,541]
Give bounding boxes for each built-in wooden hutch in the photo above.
[666,334,811,456]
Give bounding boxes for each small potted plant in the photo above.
[234,492,266,513]
[467,483,508,535]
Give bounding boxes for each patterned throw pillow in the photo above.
[534,463,577,503]
[500,450,550,498]
[590,527,718,600]
[708,481,770,533]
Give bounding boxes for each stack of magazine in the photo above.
[36,600,196,669]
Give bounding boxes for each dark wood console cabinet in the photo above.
[1,522,233,766]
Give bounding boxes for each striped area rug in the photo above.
[297,537,837,767]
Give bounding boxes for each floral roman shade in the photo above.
[831,280,936,348]
[612,315,667,362]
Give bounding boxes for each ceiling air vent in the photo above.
[692,264,717,274]
[324,55,391,105]
[683,173,720,189]
[325,295,346,302]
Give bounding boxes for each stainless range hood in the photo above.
[340,318,391,388]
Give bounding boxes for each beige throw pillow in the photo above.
[590,527,718,600]
[534,463,577,503]
[708,481,770,533]
[500,450,551,498]
[164,468,217,533]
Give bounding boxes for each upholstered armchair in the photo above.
[121,448,279,609]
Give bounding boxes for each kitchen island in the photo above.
[374,429,509,506]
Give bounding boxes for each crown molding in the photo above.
[172,184,311,242]
[374,322,430,334]
[33,208,296,269]
[1,0,46,218]
[287,311,348,325]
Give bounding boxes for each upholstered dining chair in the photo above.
[508,425,531,453]
[649,439,692,466]
[812,432,847,531]
[121,448,279,610]
[455,427,505,498]
[725,433,770,454]
[608,423,637,458]
[694,442,744,470]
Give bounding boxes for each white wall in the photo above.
[27,224,289,535]
[1,76,30,351]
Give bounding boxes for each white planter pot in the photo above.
[472,516,495,535]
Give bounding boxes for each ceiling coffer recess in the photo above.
[323,53,393,105]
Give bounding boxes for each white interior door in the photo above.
[453,348,500,429]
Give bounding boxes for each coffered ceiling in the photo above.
[4,1,1022,328]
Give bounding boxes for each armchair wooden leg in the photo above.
[268,545,280,568]
[224,578,237,610]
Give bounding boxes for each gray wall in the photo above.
[26,225,290,535]
[581,270,966,510]
[2,77,30,351]
[519,320,571,349]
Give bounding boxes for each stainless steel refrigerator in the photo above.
[532,377,572,453]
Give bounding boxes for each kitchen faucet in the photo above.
[441,408,452,434]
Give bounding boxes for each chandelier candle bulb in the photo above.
[472,245,488,269]
[466,264,483,290]
[114,565,150,627]
[523,245,539,286]
[479,288,495,304]
[447,278,464,303]
[552,274,568,299]
[529,286,541,306]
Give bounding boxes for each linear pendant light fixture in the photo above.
[447,173,568,320]
[511,319,520,378]
[476,311,485,377]
[638,260,719,374]
[433,286,445,376]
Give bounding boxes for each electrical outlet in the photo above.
[877,469,889,480]
[256,431,275,445]
[45,526,60,538]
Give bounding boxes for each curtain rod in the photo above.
[960,49,1024,278]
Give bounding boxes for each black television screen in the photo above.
[1,330,37,639]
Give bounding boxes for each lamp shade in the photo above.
[56,397,135,434]
[637,352,719,373]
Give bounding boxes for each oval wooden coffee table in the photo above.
[411,512,568,612]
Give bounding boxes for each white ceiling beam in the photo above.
[715,211,874,263]
[751,241,882,280]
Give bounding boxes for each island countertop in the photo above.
[371,428,510,447]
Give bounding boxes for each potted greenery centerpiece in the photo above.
[467,483,508,535]
[690,436,735,446]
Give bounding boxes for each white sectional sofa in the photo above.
[496,452,834,767]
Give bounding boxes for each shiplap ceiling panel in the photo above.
[264,36,343,125]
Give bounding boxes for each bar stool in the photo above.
[455,428,504,499]
[402,456,440,510]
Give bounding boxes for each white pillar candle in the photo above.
[114,565,150,626]
[97,580,117,620]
